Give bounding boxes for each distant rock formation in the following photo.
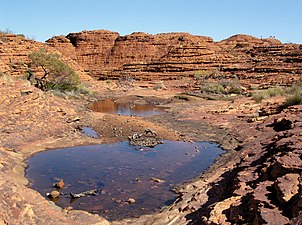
[47,30,302,86]
[0,30,301,87]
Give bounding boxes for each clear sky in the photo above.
[1,0,301,43]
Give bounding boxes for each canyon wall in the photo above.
[47,30,302,86]
[0,33,91,81]
[1,30,302,87]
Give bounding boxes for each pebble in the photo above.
[127,198,136,204]
[46,190,60,198]
[150,177,165,183]
[53,179,64,188]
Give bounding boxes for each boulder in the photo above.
[274,173,300,203]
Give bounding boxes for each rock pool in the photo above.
[26,141,224,220]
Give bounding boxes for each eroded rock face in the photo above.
[47,31,302,86]
[186,106,302,225]
[1,30,302,224]
[0,33,91,81]
[275,173,300,204]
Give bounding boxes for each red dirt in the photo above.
[0,30,301,224]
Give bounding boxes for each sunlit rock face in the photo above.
[47,30,302,86]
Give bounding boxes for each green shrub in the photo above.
[51,83,93,98]
[283,82,302,107]
[201,83,225,94]
[252,87,285,103]
[194,69,220,80]
[200,79,242,95]
[283,94,302,107]
[194,70,211,80]
[0,72,12,82]
[28,49,86,93]
[286,81,302,95]
[220,80,242,94]
[252,91,269,103]
[267,87,285,96]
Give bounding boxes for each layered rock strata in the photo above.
[47,30,302,86]
[0,33,91,81]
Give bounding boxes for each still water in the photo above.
[26,141,224,220]
[90,99,166,116]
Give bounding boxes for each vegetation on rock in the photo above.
[27,49,89,94]
[283,81,302,107]
[252,87,285,103]
[252,80,302,107]
[200,79,242,95]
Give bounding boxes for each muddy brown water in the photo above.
[90,99,166,116]
[26,141,224,221]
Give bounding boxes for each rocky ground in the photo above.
[0,75,301,225]
[0,31,301,225]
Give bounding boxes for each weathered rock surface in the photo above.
[0,73,110,224]
[1,30,302,224]
[176,106,302,225]
[48,31,302,87]
[275,173,300,204]
[0,33,91,81]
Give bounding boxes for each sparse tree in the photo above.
[28,49,80,91]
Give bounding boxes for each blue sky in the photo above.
[1,0,301,43]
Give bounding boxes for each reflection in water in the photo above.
[26,141,224,221]
[90,99,166,116]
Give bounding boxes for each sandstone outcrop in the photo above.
[47,30,302,86]
[1,30,302,224]
[183,106,302,225]
[0,33,91,81]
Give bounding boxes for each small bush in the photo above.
[201,83,225,94]
[194,70,211,80]
[200,79,242,95]
[286,81,302,95]
[283,82,302,107]
[51,83,93,98]
[252,91,269,103]
[28,49,89,94]
[194,69,220,80]
[252,87,285,103]
[0,72,12,82]
[267,87,285,96]
[283,94,302,107]
[0,29,14,42]
[220,80,242,94]
[0,29,14,34]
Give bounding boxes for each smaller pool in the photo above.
[90,99,166,116]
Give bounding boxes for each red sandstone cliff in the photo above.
[0,33,91,81]
[1,30,301,87]
[47,30,302,86]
